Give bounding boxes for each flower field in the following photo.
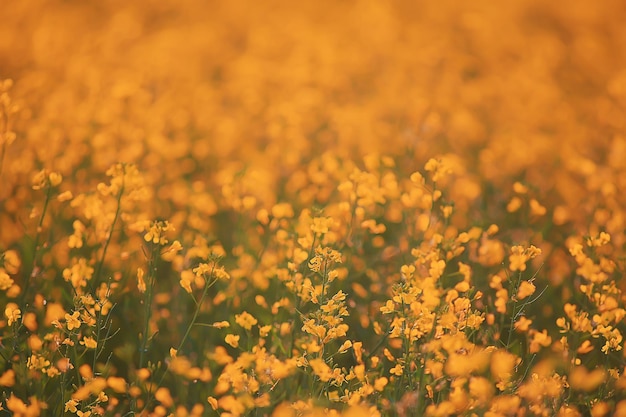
[2,0,626,415]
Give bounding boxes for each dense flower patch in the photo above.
[2,0,626,416]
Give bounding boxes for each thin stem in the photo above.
[141,266,219,413]
[93,184,125,286]
[20,183,53,310]
[138,245,159,370]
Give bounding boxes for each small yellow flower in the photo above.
[80,337,97,349]
[107,376,127,393]
[517,280,536,300]
[179,270,193,293]
[390,364,404,376]
[225,334,240,348]
[259,325,272,337]
[65,399,79,413]
[207,396,218,410]
[0,369,15,387]
[5,304,21,326]
[374,377,388,391]
[310,217,333,234]
[65,311,81,331]
[48,172,63,186]
[235,311,258,330]
[338,340,352,353]
[515,316,533,332]
[0,269,14,291]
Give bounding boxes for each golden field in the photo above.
[1,0,626,415]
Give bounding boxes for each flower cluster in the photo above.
[2,0,626,416]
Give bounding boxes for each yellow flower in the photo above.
[310,217,333,234]
[235,311,258,330]
[107,376,127,393]
[569,366,606,392]
[207,396,219,410]
[517,280,536,300]
[225,334,240,348]
[259,325,272,337]
[338,340,352,353]
[374,377,388,391]
[509,246,529,272]
[0,369,15,387]
[2,250,20,274]
[80,337,97,349]
[529,329,552,353]
[48,171,62,186]
[0,269,14,291]
[390,364,404,376]
[141,220,173,245]
[515,316,533,332]
[65,311,81,331]
[64,399,78,413]
[5,303,21,326]
[491,350,519,385]
[309,358,333,382]
[179,269,193,293]
[469,376,495,406]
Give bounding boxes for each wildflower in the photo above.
[80,337,97,349]
[5,303,21,326]
[0,369,15,387]
[107,376,127,393]
[272,203,295,218]
[259,324,272,337]
[68,220,86,248]
[529,329,552,353]
[225,334,240,348]
[517,280,536,300]
[390,364,404,376]
[491,350,519,386]
[207,396,218,410]
[374,377,388,391]
[586,232,611,247]
[0,269,14,290]
[62,258,94,290]
[27,354,50,370]
[424,158,452,182]
[155,387,174,408]
[65,399,78,413]
[569,366,606,392]
[143,220,173,245]
[309,358,333,382]
[179,269,193,293]
[338,340,352,353]
[311,217,333,234]
[57,190,73,201]
[509,245,542,272]
[65,311,81,331]
[235,311,258,330]
[513,182,528,194]
[469,376,495,406]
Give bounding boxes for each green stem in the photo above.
[141,266,219,413]
[20,183,53,311]
[138,245,158,370]
[93,184,124,286]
